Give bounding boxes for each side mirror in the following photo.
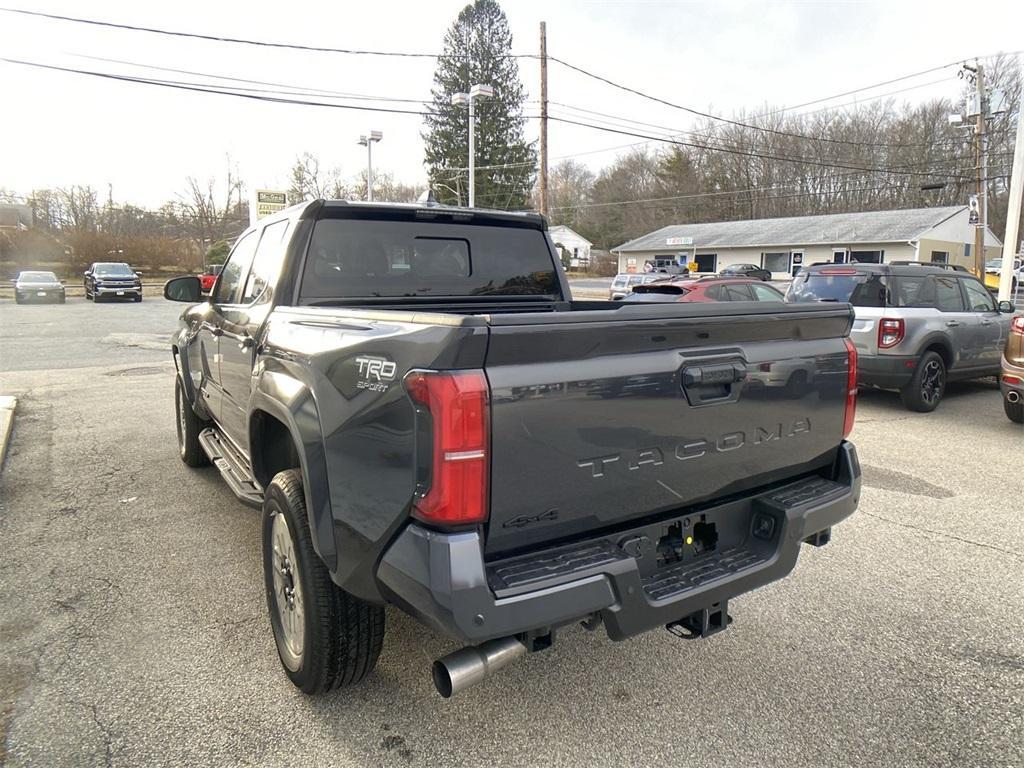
[998,300,1016,313]
[164,275,202,303]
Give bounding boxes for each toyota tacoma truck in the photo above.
[164,199,861,698]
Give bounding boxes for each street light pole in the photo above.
[452,84,494,208]
[358,131,382,202]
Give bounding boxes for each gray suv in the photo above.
[787,263,1016,411]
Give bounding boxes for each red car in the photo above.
[625,276,785,303]
[199,265,223,293]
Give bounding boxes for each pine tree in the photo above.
[422,0,536,210]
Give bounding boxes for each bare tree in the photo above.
[177,162,246,266]
[287,152,347,202]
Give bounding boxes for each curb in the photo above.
[0,396,16,471]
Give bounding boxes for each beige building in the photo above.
[612,206,1002,279]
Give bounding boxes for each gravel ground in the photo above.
[0,298,1021,767]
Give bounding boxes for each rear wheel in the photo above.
[262,469,385,694]
[175,377,209,467]
[1005,397,1024,424]
[900,351,946,412]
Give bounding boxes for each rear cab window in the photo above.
[298,212,559,302]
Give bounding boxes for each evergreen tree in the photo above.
[422,0,535,209]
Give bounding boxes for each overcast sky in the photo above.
[2,0,1022,209]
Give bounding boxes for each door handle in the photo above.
[945,321,960,327]
[980,320,994,326]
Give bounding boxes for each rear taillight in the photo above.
[1011,316,1024,336]
[843,338,858,439]
[878,317,905,349]
[405,370,489,526]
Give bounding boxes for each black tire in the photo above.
[134,294,142,302]
[1005,398,1024,424]
[900,351,946,412]
[14,295,22,304]
[175,377,209,467]
[59,295,66,304]
[262,469,385,694]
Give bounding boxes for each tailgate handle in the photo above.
[681,362,747,406]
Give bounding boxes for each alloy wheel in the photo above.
[920,360,944,406]
[270,513,305,671]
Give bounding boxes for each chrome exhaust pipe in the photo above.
[1008,390,1021,404]
[432,637,527,698]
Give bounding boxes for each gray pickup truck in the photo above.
[787,263,1016,412]
[164,200,860,698]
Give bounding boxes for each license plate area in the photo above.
[116,290,125,295]
[37,291,46,296]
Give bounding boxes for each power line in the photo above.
[71,54,436,104]
[0,6,535,59]
[547,115,977,181]
[0,57,440,115]
[548,55,976,151]
[545,159,982,213]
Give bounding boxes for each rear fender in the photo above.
[913,332,956,369]
[250,370,336,572]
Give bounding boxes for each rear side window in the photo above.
[787,272,887,306]
[299,217,558,300]
[891,276,965,311]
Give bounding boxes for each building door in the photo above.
[694,253,717,272]
[790,251,803,277]
[832,249,847,264]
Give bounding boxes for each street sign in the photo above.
[253,190,288,223]
[666,236,693,246]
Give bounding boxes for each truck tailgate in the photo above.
[483,303,853,555]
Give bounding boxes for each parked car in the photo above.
[984,258,1022,293]
[164,200,860,698]
[719,263,772,281]
[626,276,785,303]
[608,272,667,300]
[1001,313,1024,424]
[787,263,1016,412]
[199,264,223,293]
[84,262,143,302]
[12,271,65,304]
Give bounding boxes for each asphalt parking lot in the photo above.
[1,297,1022,767]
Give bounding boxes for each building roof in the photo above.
[613,205,967,252]
[548,224,593,246]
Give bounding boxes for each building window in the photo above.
[930,250,949,264]
[762,252,789,273]
[850,250,884,264]
[695,253,717,272]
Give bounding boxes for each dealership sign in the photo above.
[252,189,288,223]
[666,236,693,246]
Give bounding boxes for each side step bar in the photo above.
[198,427,263,509]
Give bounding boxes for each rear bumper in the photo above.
[857,354,916,389]
[377,442,861,645]
[1001,356,1024,396]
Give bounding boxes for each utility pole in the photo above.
[998,95,1024,301]
[539,21,549,218]
[972,61,987,278]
